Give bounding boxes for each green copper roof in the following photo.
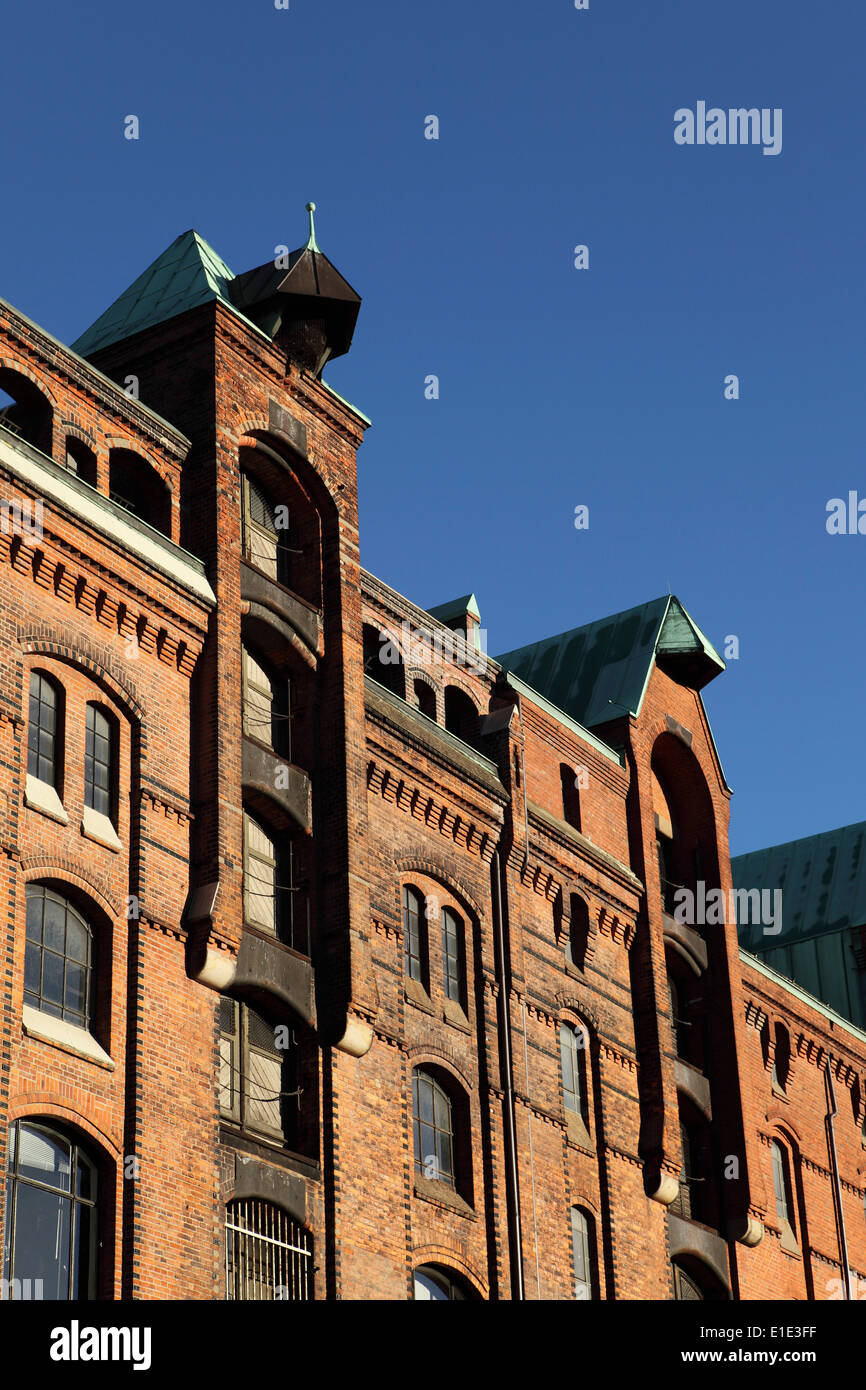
[495,595,724,730]
[732,823,866,1028]
[427,594,481,625]
[71,231,239,357]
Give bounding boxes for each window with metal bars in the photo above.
[219,998,298,1142]
[402,885,427,987]
[84,704,116,822]
[28,671,61,788]
[224,1199,311,1301]
[570,1207,596,1300]
[24,885,92,1030]
[441,907,464,1005]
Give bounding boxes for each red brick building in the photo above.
[0,214,864,1302]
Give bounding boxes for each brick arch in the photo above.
[395,859,484,922]
[554,991,601,1036]
[103,436,174,491]
[410,1245,488,1299]
[764,1117,804,1153]
[406,1046,474,1094]
[19,633,146,729]
[567,1191,602,1224]
[0,354,60,407]
[240,427,339,515]
[61,421,99,449]
[19,859,121,920]
[8,1100,121,1160]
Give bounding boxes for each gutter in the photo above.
[492,849,525,1299]
[824,1065,853,1300]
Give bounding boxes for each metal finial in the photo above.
[305,201,321,253]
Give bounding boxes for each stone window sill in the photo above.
[779,1219,800,1257]
[404,977,434,1014]
[81,805,122,852]
[22,1004,114,1070]
[442,998,471,1032]
[413,1175,476,1218]
[565,1110,594,1150]
[24,774,68,825]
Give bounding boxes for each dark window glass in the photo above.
[84,705,114,820]
[402,886,425,985]
[570,1207,596,1299]
[413,1071,455,1187]
[2,1121,97,1300]
[441,908,464,1004]
[560,1024,585,1118]
[28,672,59,787]
[772,1140,791,1225]
[24,886,92,1030]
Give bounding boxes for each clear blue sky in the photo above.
[1,0,862,855]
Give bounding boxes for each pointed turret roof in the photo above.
[72,230,237,357]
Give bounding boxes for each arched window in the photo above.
[243,810,293,943]
[771,1139,796,1239]
[28,671,62,790]
[570,1207,597,1300]
[108,449,171,537]
[566,895,590,970]
[0,370,52,455]
[560,764,581,831]
[414,679,436,721]
[84,704,116,823]
[441,907,465,1006]
[402,885,427,987]
[2,1120,97,1299]
[413,1264,474,1300]
[241,472,291,586]
[560,1022,587,1121]
[64,437,97,486]
[225,1199,311,1300]
[672,1261,704,1301]
[242,643,290,757]
[24,885,93,1030]
[363,624,405,698]
[772,1024,791,1094]
[444,687,479,748]
[412,1070,455,1188]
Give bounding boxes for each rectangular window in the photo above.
[441,909,463,1004]
[242,475,285,582]
[571,1208,594,1300]
[28,673,58,787]
[84,705,113,820]
[244,814,277,934]
[772,1142,790,1224]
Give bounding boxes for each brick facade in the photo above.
[0,232,864,1302]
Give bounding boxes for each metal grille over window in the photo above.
[225,1200,311,1301]
[28,671,58,786]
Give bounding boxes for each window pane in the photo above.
[43,897,65,952]
[17,1126,71,1191]
[41,951,65,1009]
[12,1182,71,1298]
